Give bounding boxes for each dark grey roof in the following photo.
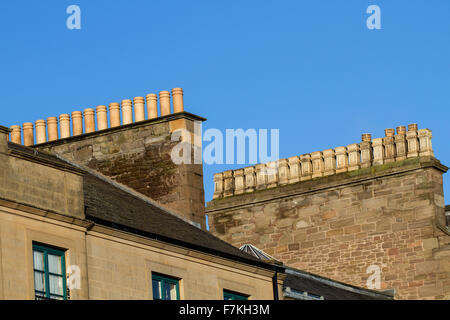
[82,171,267,265]
[283,268,393,300]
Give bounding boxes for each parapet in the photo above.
[212,124,435,199]
[9,88,186,146]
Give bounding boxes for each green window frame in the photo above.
[152,273,180,300]
[223,289,249,300]
[32,243,67,300]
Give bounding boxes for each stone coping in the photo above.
[207,156,448,212]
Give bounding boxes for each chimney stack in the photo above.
[0,126,10,153]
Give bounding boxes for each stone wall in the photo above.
[0,127,85,220]
[207,125,450,300]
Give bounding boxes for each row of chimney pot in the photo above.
[213,124,434,199]
[9,88,184,146]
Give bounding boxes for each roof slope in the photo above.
[283,271,392,300]
[82,172,264,264]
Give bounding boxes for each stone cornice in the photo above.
[4,145,84,175]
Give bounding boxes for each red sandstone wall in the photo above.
[207,160,450,299]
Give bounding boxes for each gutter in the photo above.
[86,215,286,277]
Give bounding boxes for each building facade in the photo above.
[0,89,391,300]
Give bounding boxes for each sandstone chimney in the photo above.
[0,126,10,152]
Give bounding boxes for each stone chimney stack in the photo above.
[0,126,10,153]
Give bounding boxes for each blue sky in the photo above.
[1,0,449,205]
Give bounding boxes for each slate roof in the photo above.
[283,269,393,300]
[82,172,266,265]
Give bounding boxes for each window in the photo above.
[223,289,248,300]
[152,273,180,300]
[33,244,67,300]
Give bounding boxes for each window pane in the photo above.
[35,293,47,300]
[49,275,64,295]
[152,279,161,300]
[223,290,248,300]
[48,254,62,274]
[165,282,177,300]
[50,295,64,301]
[34,271,45,293]
[33,251,44,271]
